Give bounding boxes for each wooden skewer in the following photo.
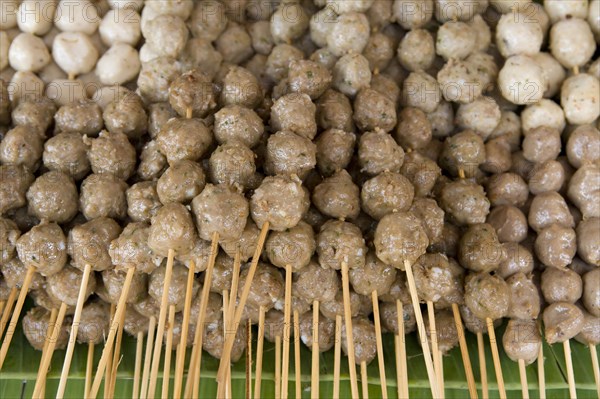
[360,361,369,399]
[275,335,282,399]
[0,286,17,338]
[564,340,577,399]
[427,301,444,398]
[132,331,144,399]
[227,251,242,327]
[311,300,320,399]
[281,264,292,399]
[486,318,506,399]
[589,344,599,398]
[88,266,136,399]
[451,303,478,399]
[217,222,270,383]
[109,304,127,398]
[219,290,232,399]
[333,314,342,399]
[403,260,440,399]
[518,358,529,399]
[247,318,252,399]
[253,305,266,399]
[38,307,58,399]
[147,249,176,398]
[477,332,488,399]
[57,263,93,399]
[395,300,408,399]
[85,342,95,398]
[438,350,445,395]
[105,304,116,399]
[0,265,35,369]
[294,310,302,399]
[140,316,157,399]
[372,291,388,399]
[341,261,360,399]
[161,305,176,399]
[0,300,6,321]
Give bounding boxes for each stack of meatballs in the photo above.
[0,0,599,390]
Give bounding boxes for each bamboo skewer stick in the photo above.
[0,299,7,323]
[247,318,252,399]
[371,290,388,399]
[0,265,35,369]
[477,332,488,399]
[105,304,116,399]
[254,305,266,399]
[57,263,93,398]
[311,300,319,399]
[140,316,156,399]
[38,307,58,399]
[395,299,408,399]
[486,318,506,399]
[275,335,282,399]
[219,290,231,399]
[333,314,342,399]
[88,266,136,399]
[85,341,95,398]
[537,321,545,399]
[518,358,529,399]
[294,310,301,399]
[341,261,359,399]
[0,286,17,338]
[162,305,176,399]
[281,264,292,399]
[110,303,128,398]
[360,361,369,399]
[589,344,599,399]
[132,331,144,399]
[427,301,444,398]
[564,340,577,399]
[451,303,477,399]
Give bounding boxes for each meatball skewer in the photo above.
[36,307,59,397]
[162,304,176,398]
[395,300,409,399]
[139,317,157,399]
[281,264,292,398]
[341,261,361,398]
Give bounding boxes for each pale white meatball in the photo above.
[498,55,546,105]
[456,96,501,140]
[404,71,441,112]
[145,0,194,19]
[528,3,551,37]
[544,0,588,23]
[0,0,19,30]
[0,32,9,71]
[39,61,67,85]
[437,59,483,104]
[496,11,543,57]
[17,0,57,35]
[397,29,435,72]
[54,0,101,35]
[45,79,87,106]
[99,9,141,46]
[561,74,600,125]
[436,20,476,60]
[9,71,45,104]
[589,58,600,79]
[326,0,374,13]
[490,0,531,13]
[139,44,160,64]
[270,2,309,44]
[550,18,595,69]
[310,7,337,48]
[8,33,50,73]
[435,0,487,22]
[326,12,370,56]
[140,3,160,34]
[332,53,372,97]
[531,52,566,98]
[521,99,566,133]
[589,0,600,39]
[469,14,492,52]
[392,0,433,29]
[96,43,141,85]
[108,0,144,11]
[52,32,99,77]
[145,15,188,58]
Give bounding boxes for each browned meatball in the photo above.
[190,291,223,327]
[511,151,535,182]
[528,191,574,233]
[423,310,459,354]
[103,92,148,140]
[168,69,217,118]
[11,98,56,133]
[262,310,286,343]
[23,307,69,351]
[77,300,110,344]
[126,182,161,223]
[577,218,600,265]
[464,272,510,320]
[0,164,34,215]
[353,87,397,133]
[374,211,429,269]
[349,251,397,296]
[210,252,235,294]
[270,93,317,140]
[575,308,600,345]
[400,150,441,197]
[287,59,332,99]
[26,171,79,223]
[1,258,44,291]
[43,132,90,181]
[0,125,43,171]
[250,175,310,231]
[459,304,498,334]
[137,140,168,181]
[109,222,163,274]
[123,308,149,338]
[486,173,529,208]
[568,163,600,219]
[80,173,128,220]
[208,141,255,188]
[535,224,577,269]
[413,253,464,307]
[132,295,160,319]
[542,267,582,304]
[502,319,541,365]
[380,301,417,335]
[342,317,377,365]
[68,217,121,272]
[265,221,315,272]
[149,262,200,311]
[219,65,262,108]
[46,264,96,306]
[360,172,414,220]
[440,179,490,226]
[0,79,10,124]
[428,222,461,258]
[506,272,541,320]
[148,102,177,139]
[497,243,534,279]
[203,321,247,361]
[299,311,335,352]
[395,107,432,151]
[312,170,360,220]
[294,260,340,303]
[522,126,561,163]
[175,236,212,273]
[157,160,206,204]
[238,263,284,311]
[102,269,147,305]
[566,124,600,168]
[582,269,600,317]
[213,105,264,148]
[317,220,366,271]
[487,205,528,243]
[440,130,486,178]
[316,89,354,132]
[315,129,356,176]
[358,129,405,175]
[148,203,197,257]
[156,118,213,164]
[0,218,19,266]
[87,131,136,180]
[481,137,512,174]
[410,197,445,245]
[529,160,565,195]
[55,100,103,136]
[459,223,505,273]
[543,302,584,344]
[265,130,317,179]
[16,222,67,277]
[219,220,261,263]
[192,183,248,242]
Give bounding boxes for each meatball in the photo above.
[542,267,582,304]
[315,129,356,176]
[528,160,565,195]
[126,182,161,223]
[341,317,377,365]
[265,221,315,272]
[582,269,600,317]
[439,130,486,178]
[535,225,577,269]
[109,222,163,274]
[11,98,57,133]
[566,125,600,168]
[80,173,128,221]
[168,69,216,118]
[203,321,247,362]
[440,180,490,226]
[219,220,261,263]
[358,129,405,175]
[400,151,441,197]
[1,258,44,291]
[103,92,148,140]
[496,243,534,280]
[349,251,397,296]
[423,310,459,354]
[413,253,464,307]
[192,184,248,242]
[68,217,121,272]
[43,133,90,181]
[498,55,546,105]
[148,203,197,257]
[101,269,147,305]
[506,272,540,320]
[23,307,69,351]
[410,198,445,246]
[543,302,584,344]
[374,211,429,270]
[395,107,432,151]
[213,105,264,148]
[459,224,505,273]
[265,130,317,179]
[287,59,332,99]
[353,88,397,133]
[16,222,67,277]
[568,164,600,219]
[149,263,200,311]
[561,73,600,126]
[148,102,177,139]
[123,308,149,338]
[528,191,574,233]
[464,272,510,320]
[208,141,255,189]
[46,265,96,307]
[270,93,317,140]
[26,171,79,224]
[577,218,600,269]
[219,65,262,108]
[238,263,284,312]
[502,319,541,365]
[0,218,19,266]
[317,220,366,271]
[0,125,44,171]
[380,301,417,335]
[487,206,528,243]
[360,172,414,220]
[575,308,600,346]
[316,89,354,132]
[0,165,34,215]
[137,141,167,181]
[332,53,372,97]
[87,131,136,180]
[77,301,110,344]
[294,260,340,303]
[157,161,206,204]
[156,118,213,164]
[210,252,235,294]
[55,100,103,136]
[176,237,212,273]
[521,126,562,165]
[299,311,335,352]
[312,170,360,220]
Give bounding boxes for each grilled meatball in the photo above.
[380,300,417,335]
[319,287,371,320]
[582,269,600,317]
[138,140,168,181]
[157,160,206,205]
[43,132,90,181]
[54,100,103,136]
[132,295,160,319]
[0,164,34,215]
[174,236,212,273]
[270,93,317,140]
[575,308,600,345]
[46,265,96,306]
[315,129,356,176]
[497,243,534,279]
[250,175,310,231]
[219,220,261,263]
[102,269,147,305]
[148,102,177,139]
[238,263,284,312]
[486,173,529,208]
[358,129,405,175]
[423,310,458,354]
[192,184,248,242]
[542,267,582,304]
[149,263,200,312]
[26,171,78,223]
[317,220,366,271]
[294,260,340,303]
[528,192,574,233]
[487,206,528,243]
[361,172,413,220]
[123,308,149,338]
[502,319,541,365]
[312,170,360,220]
[566,124,600,168]
[80,173,128,220]
[1,258,44,291]
[265,221,315,272]
[296,310,334,352]
[203,321,247,362]
[22,307,69,351]
[440,179,490,226]
[374,211,429,270]
[11,98,56,133]
[189,291,223,327]
[410,198,444,246]
[568,164,600,219]
[353,87,397,133]
[103,93,147,140]
[287,59,332,99]
[69,217,121,272]
[16,222,67,277]
[208,141,255,188]
[156,118,213,164]
[535,225,577,269]
[126,182,162,223]
[77,300,110,344]
[413,253,464,307]
[109,222,163,274]
[342,317,377,365]
[528,160,564,195]
[210,252,235,294]
[316,89,354,132]
[400,150,441,197]
[168,69,217,118]
[87,131,136,180]
[0,218,19,266]
[543,302,584,344]
[440,130,486,178]
[219,65,262,108]
[506,272,540,320]
[465,272,510,320]
[213,105,264,148]
[395,107,432,151]
[265,130,317,179]
[349,251,397,296]
[459,223,505,273]
[148,203,197,257]
[0,125,43,171]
